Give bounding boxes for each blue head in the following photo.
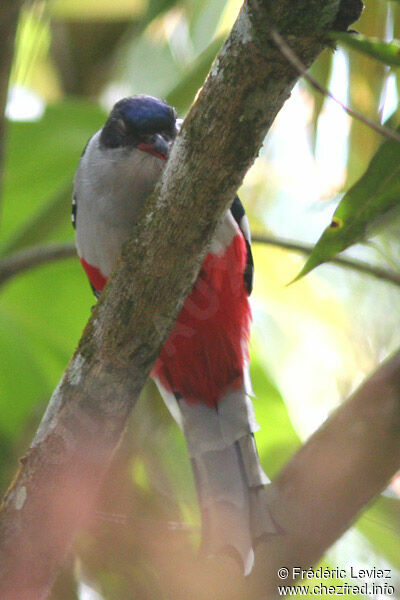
[100,95,177,159]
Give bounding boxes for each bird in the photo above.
[72,94,277,575]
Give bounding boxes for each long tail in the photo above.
[158,382,279,575]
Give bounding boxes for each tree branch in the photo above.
[0,235,399,292]
[0,242,76,287]
[251,348,400,596]
[0,1,364,598]
[126,349,400,599]
[252,233,400,287]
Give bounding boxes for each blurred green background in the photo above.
[1,0,400,598]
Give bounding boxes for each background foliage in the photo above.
[1,0,400,598]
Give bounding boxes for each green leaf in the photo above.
[166,35,225,113]
[357,496,400,572]
[301,560,367,599]
[50,0,148,21]
[250,357,301,477]
[333,32,400,67]
[294,124,400,281]
[145,0,181,23]
[1,184,72,257]
[1,99,106,254]
[0,100,110,440]
[306,49,333,153]
[0,259,93,439]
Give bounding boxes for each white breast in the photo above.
[74,131,165,277]
[74,131,241,277]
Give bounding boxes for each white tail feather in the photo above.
[155,379,278,575]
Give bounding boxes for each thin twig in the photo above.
[252,232,400,287]
[269,27,400,145]
[1,236,400,291]
[0,241,76,286]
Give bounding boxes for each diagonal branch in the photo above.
[0,1,364,599]
[251,348,400,596]
[128,348,400,599]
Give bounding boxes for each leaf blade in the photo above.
[333,32,400,67]
[295,124,400,280]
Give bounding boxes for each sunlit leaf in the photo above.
[190,0,230,46]
[294,125,400,281]
[11,4,51,91]
[251,358,301,477]
[333,33,400,67]
[50,0,148,21]
[166,35,225,113]
[357,496,400,572]
[344,1,387,186]
[299,560,366,599]
[306,49,333,154]
[145,0,181,24]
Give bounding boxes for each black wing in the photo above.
[71,193,77,230]
[72,136,92,231]
[230,196,254,295]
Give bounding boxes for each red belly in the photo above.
[151,233,251,406]
[80,233,250,407]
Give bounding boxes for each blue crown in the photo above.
[116,95,176,134]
